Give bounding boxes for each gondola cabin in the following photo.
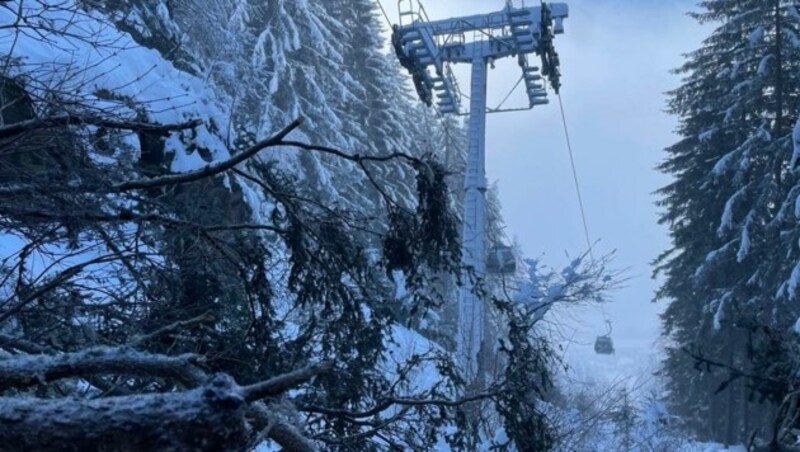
[487,246,516,275]
[594,335,614,355]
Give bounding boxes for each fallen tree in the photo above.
[0,347,330,451]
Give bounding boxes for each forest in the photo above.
[0,0,798,451]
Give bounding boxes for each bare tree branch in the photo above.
[279,140,424,166]
[114,117,304,191]
[300,389,501,420]
[3,208,289,235]
[242,361,334,402]
[0,115,203,140]
[250,403,317,452]
[129,312,214,348]
[0,253,128,325]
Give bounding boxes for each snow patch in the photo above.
[698,128,716,142]
[757,55,773,77]
[789,5,800,23]
[747,26,764,47]
[729,60,742,80]
[790,29,800,50]
[712,152,736,175]
[718,188,747,236]
[794,193,800,219]
[392,271,408,300]
[737,226,750,262]
[793,118,800,169]
[713,295,729,331]
[788,262,800,299]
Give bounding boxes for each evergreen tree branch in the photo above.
[2,207,290,235]
[0,333,54,354]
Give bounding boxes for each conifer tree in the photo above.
[657,0,800,444]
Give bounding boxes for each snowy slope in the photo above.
[0,1,231,174]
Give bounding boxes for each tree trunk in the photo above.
[725,325,736,448]
[0,375,249,452]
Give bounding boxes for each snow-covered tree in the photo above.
[657,0,800,445]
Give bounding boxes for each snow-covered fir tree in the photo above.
[656,0,800,445]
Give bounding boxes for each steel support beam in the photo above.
[457,56,488,384]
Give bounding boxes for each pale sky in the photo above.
[387,0,709,386]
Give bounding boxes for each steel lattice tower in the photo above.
[393,0,568,385]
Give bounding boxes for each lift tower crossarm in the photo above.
[400,3,567,39]
[394,2,567,114]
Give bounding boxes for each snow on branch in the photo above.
[510,250,620,324]
[0,347,206,390]
[0,347,332,451]
[0,373,249,451]
[0,333,53,355]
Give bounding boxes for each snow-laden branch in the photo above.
[0,373,249,451]
[0,333,53,354]
[250,403,318,452]
[0,347,332,451]
[511,251,620,324]
[0,347,206,390]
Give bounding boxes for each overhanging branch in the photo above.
[0,348,330,451]
[0,115,203,140]
[242,361,334,402]
[0,347,206,390]
[114,118,304,191]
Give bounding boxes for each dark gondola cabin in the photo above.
[487,246,516,275]
[594,320,615,355]
[594,335,614,355]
